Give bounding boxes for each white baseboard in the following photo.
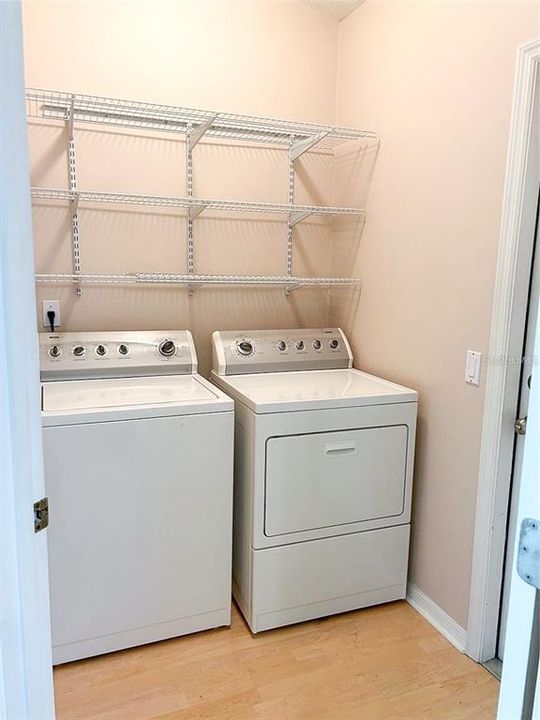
[407,583,467,653]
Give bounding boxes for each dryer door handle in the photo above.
[323,442,357,457]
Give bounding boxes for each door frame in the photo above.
[467,37,540,663]
[0,2,56,717]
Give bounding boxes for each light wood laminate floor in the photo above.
[54,601,498,720]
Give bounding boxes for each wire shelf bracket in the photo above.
[290,131,331,162]
[188,113,218,152]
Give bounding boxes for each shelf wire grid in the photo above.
[34,273,362,288]
[26,89,377,149]
[30,187,366,219]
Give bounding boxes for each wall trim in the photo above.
[467,37,540,663]
[407,584,467,653]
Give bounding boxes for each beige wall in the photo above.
[332,0,538,627]
[24,0,539,630]
[23,0,340,374]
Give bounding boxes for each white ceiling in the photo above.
[300,0,365,22]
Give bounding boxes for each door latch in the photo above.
[517,518,540,590]
[34,497,49,533]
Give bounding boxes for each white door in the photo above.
[498,230,540,716]
[499,191,540,661]
[0,2,56,717]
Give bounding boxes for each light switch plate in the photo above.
[465,350,482,385]
[42,300,61,330]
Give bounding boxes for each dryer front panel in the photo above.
[264,425,408,537]
[242,401,416,549]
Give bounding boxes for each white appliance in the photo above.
[210,328,417,633]
[40,330,234,664]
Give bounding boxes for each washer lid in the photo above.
[210,368,417,413]
[42,374,233,424]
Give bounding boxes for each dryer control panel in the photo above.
[212,328,353,375]
[39,330,198,381]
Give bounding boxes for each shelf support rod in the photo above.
[285,135,295,296]
[289,131,330,162]
[188,113,218,152]
[186,123,196,294]
[66,96,82,295]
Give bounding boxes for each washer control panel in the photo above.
[39,330,197,381]
[212,328,353,375]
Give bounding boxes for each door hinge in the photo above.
[34,497,49,533]
[514,416,528,435]
[517,518,540,590]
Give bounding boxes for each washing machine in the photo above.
[210,328,417,633]
[40,330,234,664]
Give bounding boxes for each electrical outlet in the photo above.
[42,300,61,331]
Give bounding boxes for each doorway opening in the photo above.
[467,40,540,669]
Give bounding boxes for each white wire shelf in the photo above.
[34,273,361,288]
[26,88,377,150]
[30,187,366,223]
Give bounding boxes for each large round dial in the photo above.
[159,339,176,357]
[237,340,254,356]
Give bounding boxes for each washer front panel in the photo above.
[40,330,197,381]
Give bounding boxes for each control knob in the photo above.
[118,344,129,356]
[237,340,254,356]
[96,344,107,356]
[72,345,85,357]
[312,339,322,350]
[330,339,340,349]
[49,345,61,358]
[295,340,305,351]
[277,340,288,352]
[159,339,176,357]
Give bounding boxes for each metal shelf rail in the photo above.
[27,88,374,292]
[30,187,366,225]
[34,273,360,290]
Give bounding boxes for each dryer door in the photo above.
[264,425,408,537]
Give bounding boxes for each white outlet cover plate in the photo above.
[42,300,61,329]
